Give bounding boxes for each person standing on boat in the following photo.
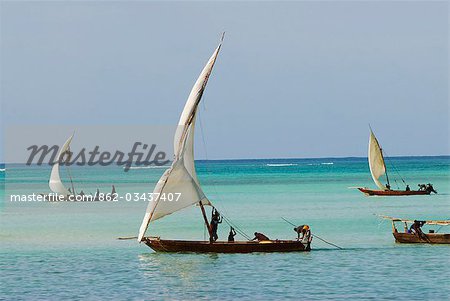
[405,185,410,191]
[228,227,236,242]
[210,208,222,242]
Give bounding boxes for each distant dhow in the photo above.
[43,133,116,202]
[357,129,437,196]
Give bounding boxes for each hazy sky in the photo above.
[1,1,449,160]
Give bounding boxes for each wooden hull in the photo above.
[393,232,450,244]
[143,237,311,253]
[358,188,430,196]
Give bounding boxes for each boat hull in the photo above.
[357,188,430,196]
[393,232,450,244]
[143,237,311,253]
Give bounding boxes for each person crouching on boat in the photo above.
[210,208,222,242]
[294,225,305,240]
[252,232,270,241]
[426,183,437,194]
[294,225,311,242]
[410,220,426,239]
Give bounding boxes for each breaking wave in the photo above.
[266,163,298,167]
[307,162,334,166]
[126,166,168,170]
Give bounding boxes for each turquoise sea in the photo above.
[1,156,449,300]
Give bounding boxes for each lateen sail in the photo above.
[138,40,222,241]
[49,134,74,195]
[368,130,387,190]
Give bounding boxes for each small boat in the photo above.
[357,129,436,196]
[42,133,116,202]
[381,216,450,244]
[138,36,311,253]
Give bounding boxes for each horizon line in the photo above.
[195,154,450,161]
[2,154,449,165]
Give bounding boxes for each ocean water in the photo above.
[1,157,449,300]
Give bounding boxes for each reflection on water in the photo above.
[130,246,449,300]
[138,252,220,286]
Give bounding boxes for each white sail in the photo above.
[138,40,222,241]
[368,130,387,190]
[49,134,74,195]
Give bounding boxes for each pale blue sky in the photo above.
[1,1,449,160]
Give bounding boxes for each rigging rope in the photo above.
[64,149,76,195]
[221,214,252,240]
[198,106,252,241]
[62,147,102,197]
[383,150,407,186]
[64,161,97,196]
[66,148,111,197]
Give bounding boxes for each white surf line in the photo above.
[266,163,298,167]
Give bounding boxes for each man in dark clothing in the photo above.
[294,225,305,240]
[228,227,236,242]
[252,232,270,241]
[294,225,311,241]
[410,220,426,239]
[405,185,410,191]
[210,208,222,242]
[426,183,437,194]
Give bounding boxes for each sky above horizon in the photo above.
[1,1,449,160]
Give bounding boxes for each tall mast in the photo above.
[380,147,390,187]
[66,147,76,195]
[199,201,213,242]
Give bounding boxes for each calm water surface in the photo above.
[1,157,449,300]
